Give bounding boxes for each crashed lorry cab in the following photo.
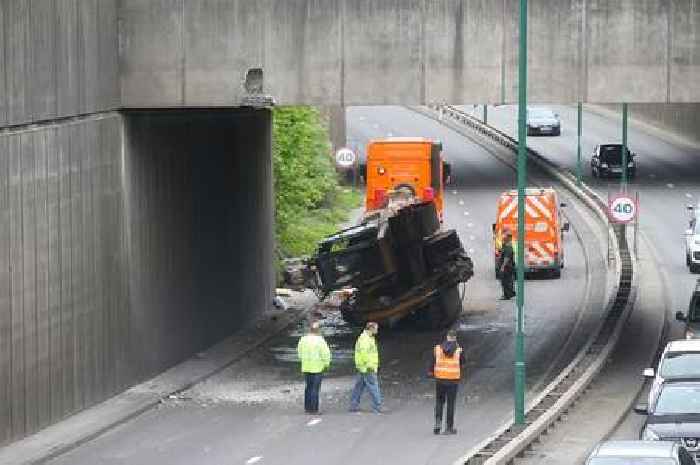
[364,138,451,222]
[493,188,569,279]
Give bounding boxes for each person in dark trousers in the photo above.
[296,320,331,414]
[428,329,466,435]
[499,230,516,300]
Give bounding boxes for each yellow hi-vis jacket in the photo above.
[354,331,379,373]
[297,334,331,374]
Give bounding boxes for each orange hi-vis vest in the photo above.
[434,345,461,380]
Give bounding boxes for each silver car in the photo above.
[586,440,695,465]
[644,340,700,407]
[526,107,561,136]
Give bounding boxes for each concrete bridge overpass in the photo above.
[0,0,699,446]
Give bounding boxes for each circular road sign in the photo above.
[609,194,637,223]
[335,148,356,168]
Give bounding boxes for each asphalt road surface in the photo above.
[46,107,609,465]
[466,104,700,440]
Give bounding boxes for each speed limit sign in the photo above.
[335,148,356,168]
[609,194,637,223]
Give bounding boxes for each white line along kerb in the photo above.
[246,456,263,464]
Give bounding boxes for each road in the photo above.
[46,106,608,465]
[465,104,700,439]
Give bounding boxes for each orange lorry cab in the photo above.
[493,188,569,278]
[364,138,450,221]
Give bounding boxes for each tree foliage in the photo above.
[273,107,357,259]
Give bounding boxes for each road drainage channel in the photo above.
[425,105,636,465]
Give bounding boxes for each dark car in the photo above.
[591,144,637,178]
[526,107,561,136]
[586,440,696,465]
[636,381,700,462]
[676,279,700,339]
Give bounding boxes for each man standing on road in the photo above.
[297,320,331,414]
[499,230,516,300]
[349,322,387,414]
[428,329,465,435]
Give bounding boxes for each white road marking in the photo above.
[246,456,263,464]
[307,418,322,426]
[467,223,473,228]
[464,211,469,216]
[458,200,464,206]
[469,235,476,241]
[686,193,694,198]
[667,183,675,189]
[453,190,458,195]
[387,132,393,137]
[468,248,474,254]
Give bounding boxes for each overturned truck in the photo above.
[306,201,473,329]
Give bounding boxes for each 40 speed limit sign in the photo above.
[609,193,637,223]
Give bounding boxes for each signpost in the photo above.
[335,147,356,168]
[608,192,640,256]
[609,194,637,224]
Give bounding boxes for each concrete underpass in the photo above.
[1,1,700,464]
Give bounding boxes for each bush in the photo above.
[273,107,361,261]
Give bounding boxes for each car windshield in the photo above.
[599,145,623,164]
[529,109,555,119]
[655,385,700,414]
[589,458,676,465]
[660,353,700,378]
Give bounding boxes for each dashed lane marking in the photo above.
[459,199,465,205]
[686,193,693,198]
[453,190,458,195]
[246,456,263,464]
[307,418,322,427]
[667,183,675,189]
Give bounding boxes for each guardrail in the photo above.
[420,105,636,465]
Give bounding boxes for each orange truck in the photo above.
[493,188,569,278]
[363,138,450,221]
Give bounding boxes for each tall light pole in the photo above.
[515,0,528,425]
[621,103,628,190]
[577,102,582,186]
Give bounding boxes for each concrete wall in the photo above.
[0,109,274,445]
[0,114,127,443]
[118,0,700,106]
[0,0,119,127]
[122,109,274,382]
[600,103,700,146]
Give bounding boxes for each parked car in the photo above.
[676,280,700,338]
[644,340,700,407]
[591,144,637,178]
[685,207,700,273]
[585,440,695,465]
[526,107,561,136]
[635,380,700,462]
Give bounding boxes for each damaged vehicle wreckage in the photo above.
[292,198,473,329]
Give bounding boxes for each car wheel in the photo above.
[691,263,700,274]
[687,254,691,266]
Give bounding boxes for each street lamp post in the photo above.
[621,103,628,190]
[515,0,528,425]
[577,102,582,186]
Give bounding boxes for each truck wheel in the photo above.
[691,264,700,274]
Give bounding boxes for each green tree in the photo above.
[273,107,359,261]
